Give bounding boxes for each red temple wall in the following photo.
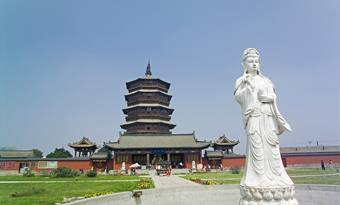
[283,155,340,166]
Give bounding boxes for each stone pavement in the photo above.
[151,175,200,188]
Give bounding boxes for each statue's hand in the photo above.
[243,75,255,90]
[259,95,274,103]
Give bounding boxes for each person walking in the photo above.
[321,160,325,170]
[329,160,334,170]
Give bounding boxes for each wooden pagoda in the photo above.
[120,61,176,134]
[105,62,211,170]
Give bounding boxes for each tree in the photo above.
[97,145,112,157]
[32,149,43,158]
[46,147,72,158]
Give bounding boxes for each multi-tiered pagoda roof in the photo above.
[120,62,176,134]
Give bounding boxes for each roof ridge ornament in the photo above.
[145,60,152,77]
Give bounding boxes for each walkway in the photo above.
[151,175,200,188]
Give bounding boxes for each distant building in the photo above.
[203,135,241,168]
[0,150,36,159]
[68,137,100,157]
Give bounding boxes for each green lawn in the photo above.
[0,175,153,205]
[181,168,340,185]
[0,174,142,181]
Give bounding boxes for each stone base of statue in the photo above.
[239,185,299,205]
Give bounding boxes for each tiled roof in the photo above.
[104,133,211,150]
[205,151,224,158]
[68,137,100,149]
[126,77,170,87]
[204,150,242,158]
[125,89,172,97]
[90,152,109,160]
[214,135,239,145]
[0,150,35,158]
[123,103,174,111]
[120,119,176,129]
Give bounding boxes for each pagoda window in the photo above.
[147,107,151,113]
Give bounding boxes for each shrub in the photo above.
[86,170,98,178]
[73,170,81,177]
[229,165,241,174]
[23,168,35,177]
[52,167,75,178]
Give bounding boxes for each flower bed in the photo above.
[84,191,114,198]
[189,177,220,185]
[137,178,151,189]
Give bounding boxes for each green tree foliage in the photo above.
[46,147,72,158]
[97,145,112,157]
[32,149,43,158]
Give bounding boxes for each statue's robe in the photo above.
[234,74,293,187]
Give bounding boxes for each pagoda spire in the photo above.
[145,60,152,77]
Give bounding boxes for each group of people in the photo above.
[171,162,184,168]
[321,160,333,170]
[202,164,211,172]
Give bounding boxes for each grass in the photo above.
[0,175,154,205]
[0,174,142,181]
[180,168,340,185]
[181,171,244,181]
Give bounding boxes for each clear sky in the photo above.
[1,1,339,156]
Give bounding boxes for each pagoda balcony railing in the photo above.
[126,114,171,122]
[127,100,170,106]
[129,85,168,93]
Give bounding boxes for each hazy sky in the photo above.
[1,1,339,156]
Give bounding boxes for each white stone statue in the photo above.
[234,48,298,205]
[121,162,125,170]
[192,161,196,169]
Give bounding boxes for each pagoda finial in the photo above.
[145,60,152,77]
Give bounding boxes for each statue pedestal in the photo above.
[239,185,299,205]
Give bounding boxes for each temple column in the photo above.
[74,151,76,158]
[199,152,202,164]
[146,154,150,168]
[167,153,170,162]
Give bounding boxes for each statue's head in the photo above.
[242,48,261,74]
